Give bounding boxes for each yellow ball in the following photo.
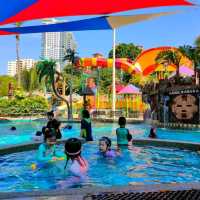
[57,157,65,161]
[31,163,37,170]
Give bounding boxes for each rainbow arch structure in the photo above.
[133,46,193,76]
[75,58,142,74]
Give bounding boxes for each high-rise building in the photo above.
[41,19,77,71]
[8,59,36,76]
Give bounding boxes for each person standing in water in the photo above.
[42,111,62,139]
[148,127,157,138]
[80,109,93,141]
[116,117,132,146]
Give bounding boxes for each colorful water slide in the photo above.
[75,58,142,75]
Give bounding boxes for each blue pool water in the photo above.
[0,143,200,192]
[1,120,200,147]
[0,120,200,147]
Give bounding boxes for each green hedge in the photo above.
[0,96,49,117]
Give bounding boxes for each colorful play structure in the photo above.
[134,46,193,76]
[71,46,193,117]
[75,58,142,74]
[75,47,193,76]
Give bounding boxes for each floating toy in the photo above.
[31,156,65,170]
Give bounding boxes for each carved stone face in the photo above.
[171,94,198,120]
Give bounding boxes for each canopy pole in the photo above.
[112,28,116,119]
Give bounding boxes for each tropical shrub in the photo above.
[0,96,49,116]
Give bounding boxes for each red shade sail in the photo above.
[0,0,193,25]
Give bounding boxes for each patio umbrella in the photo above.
[118,84,141,117]
[0,0,192,25]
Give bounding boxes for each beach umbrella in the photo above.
[118,84,141,117]
[0,0,192,25]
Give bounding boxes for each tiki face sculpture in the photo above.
[171,94,198,120]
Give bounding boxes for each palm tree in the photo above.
[155,49,182,83]
[15,22,23,88]
[179,45,200,83]
[195,36,200,48]
[36,59,70,119]
[63,48,78,119]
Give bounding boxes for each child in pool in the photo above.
[10,126,16,131]
[116,117,132,146]
[148,127,157,138]
[98,137,118,157]
[58,138,88,188]
[53,120,62,140]
[64,138,88,177]
[37,128,63,163]
[42,111,62,139]
[80,109,93,141]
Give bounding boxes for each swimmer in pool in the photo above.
[116,117,132,146]
[98,137,119,157]
[37,128,63,163]
[64,138,88,177]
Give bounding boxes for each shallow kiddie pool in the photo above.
[0,143,200,192]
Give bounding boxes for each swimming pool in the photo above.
[1,120,200,147]
[0,143,200,192]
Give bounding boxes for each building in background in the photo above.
[41,18,77,71]
[8,59,36,76]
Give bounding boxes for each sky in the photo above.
[0,2,200,75]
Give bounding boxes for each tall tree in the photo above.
[108,43,142,60]
[155,49,182,82]
[21,69,30,91]
[179,45,200,80]
[15,22,23,88]
[36,59,70,119]
[108,43,142,83]
[63,48,79,119]
[195,36,200,48]
[20,67,41,94]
